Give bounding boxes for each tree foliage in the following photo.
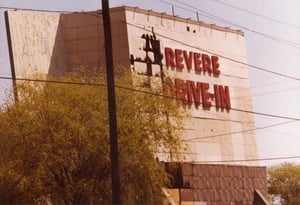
[0,71,187,204]
[268,162,300,205]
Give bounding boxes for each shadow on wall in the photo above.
[48,11,105,77]
[48,15,69,77]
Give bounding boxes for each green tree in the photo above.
[0,71,187,205]
[268,162,300,205]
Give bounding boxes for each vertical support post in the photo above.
[4,11,18,102]
[102,0,121,204]
[172,5,175,16]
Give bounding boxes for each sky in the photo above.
[0,0,299,167]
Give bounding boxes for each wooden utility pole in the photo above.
[102,0,121,204]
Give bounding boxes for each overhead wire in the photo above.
[2,3,300,48]
[249,79,300,90]
[259,129,300,141]
[0,4,299,164]
[7,7,282,104]
[0,6,76,13]
[0,6,299,123]
[2,9,300,117]
[0,4,300,165]
[0,76,106,87]
[126,22,300,81]
[184,119,297,141]
[211,0,300,30]
[158,0,300,49]
[156,150,300,163]
[233,85,300,100]
[192,155,300,163]
[116,83,300,121]
[0,6,102,14]
[0,6,299,122]
[1,75,299,121]
[2,5,300,81]
[173,0,300,47]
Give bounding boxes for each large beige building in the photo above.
[6,6,258,166]
[5,6,269,204]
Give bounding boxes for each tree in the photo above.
[268,162,300,205]
[0,70,187,204]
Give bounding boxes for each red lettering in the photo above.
[183,50,193,71]
[186,81,194,105]
[175,78,187,102]
[202,54,212,74]
[194,52,202,73]
[165,47,175,68]
[219,85,231,109]
[187,80,201,107]
[201,82,211,108]
[172,79,230,111]
[175,49,184,70]
[165,47,222,77]
[212,56,220,76]
[214,84,221,108]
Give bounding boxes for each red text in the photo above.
[165,47,220,76]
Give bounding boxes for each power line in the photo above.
[1,6,299,119]
[115,84,300,121]
[158,0,300,49]
[1,75,300,121]
[184,120,297,141]
[0,76,106,87]
[211,0,300,30]
[190,116,253,124]
[2,4,299,167]
[250,79,300,90]
[260,129,300,141]
[157,150,300,163]
[7,74,298,131]
[173,0,300,47]
[127,22,300,81]
[2,11,300,117]
[233,85,300,99]
[0,6,103,14]
[192,155,300,163]
[3,3,300,48]
[0,6,75,13]
[0,78,298,145]
[3,5,300,80]
[4,77,293,124]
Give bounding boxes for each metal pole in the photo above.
[102,0,121,204]
[172,5,175,16]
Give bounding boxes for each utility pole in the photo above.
[102,0,121,204]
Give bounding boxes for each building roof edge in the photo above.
[105,5,244,36]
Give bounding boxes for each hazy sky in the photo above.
[0,0,299,166]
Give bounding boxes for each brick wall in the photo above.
[166,163,267,205]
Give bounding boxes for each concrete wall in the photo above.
[60,10,130,73]
[6,9,130,77]
[5,10,68,78]
[59,11,104,73]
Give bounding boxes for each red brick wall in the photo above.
[179,164,267,205]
